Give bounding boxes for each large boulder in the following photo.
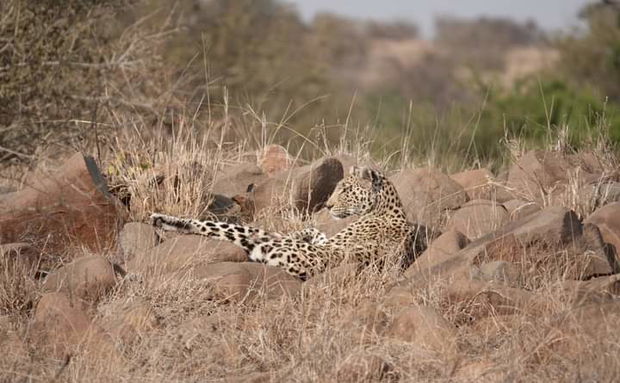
[0,242,41,277]
[502,199,541,221]
[30,292,114,358]
[42,255,117,303]
[405,229,469,276]
[391,167,467,228]
[117,222,158,263]
[126,235,247,276]
[257,144,294,176]
[99,298,159,343]
[561,274,620,305]
[386,305,457,354]
[211,162,267,197]
[0,153,124,253]
[247,157,344,216]
[585,202,620,257]
[404,206,615,291]
[192,262,302,303]
[470,208,615,280]
[506,150,604,201]
[450,168,512,202]
[446,199,509,240]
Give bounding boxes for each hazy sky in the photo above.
[288,0,593,37]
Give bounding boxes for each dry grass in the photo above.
[2,109,620,382]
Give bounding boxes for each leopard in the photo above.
[149,166,429,280]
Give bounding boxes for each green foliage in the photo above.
[557,4,620,101]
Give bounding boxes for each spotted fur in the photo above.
[150,166,428,280]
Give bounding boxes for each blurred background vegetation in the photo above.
[1,0,619,169]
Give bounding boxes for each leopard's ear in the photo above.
[357,167,380,183]
[349,166,362,177]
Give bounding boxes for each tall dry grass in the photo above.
[2,105,620,381]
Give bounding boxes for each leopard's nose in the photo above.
[324,201,333,210]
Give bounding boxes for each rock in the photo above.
[192,262,302,303]
[386,305,457,353]
[248,157,344,216]
[206,194,243,222]
[580,182,620,207]
[314,208,356,237]
[127,235,247,276]
[502,199,541,220]
[335,353,394,382]
[257,144,293,176]
[100,298,159,343]
[472,206,582,251]
[294,157,344,213]
[585,202,620,258]
[561,274,620,305]
[391,167,467,227]
[442,279,545,319]
[42,256,117,303]
[384,285,417,308]
[0,152,124,253]
[0,242,41,277]
[506,150,602,201]
[343,301,388,337]
[450,168,511,202]
[211,162,266,197]
[552,301,620,340]
[471,261,521,287]
[405,253,473,290]
[469,314,521,338]
[117,222,158,263]
[405,229,469,276]
[447,199,509,240]
[30,292,113,358]
[471,210,614,280]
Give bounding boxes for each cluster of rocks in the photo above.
[2,146,620,378]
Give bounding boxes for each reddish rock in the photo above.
[117,222,158,263]
[257,144,293,176]
[0,153,124,253]
[585,202,620,257]
[247,157,344,216]
[506,150,602,201]
[386,305,457,353]
[552,301,620,340]
[344,301,389,338]
[450,168,511,201]
[561,274,620,305]
[30,293,113,358]
[126,235,247,276]
[442,279,546,319]
[391,167,467,227]
[406,229,469,276]
[100,298,159,343]
[446,199,509,240]
[502,199,541,220]
[42,255,117,303]
[0,242,41,277]
[192,262,302,303]
[471,261,521,287]
[211,162,266,197]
